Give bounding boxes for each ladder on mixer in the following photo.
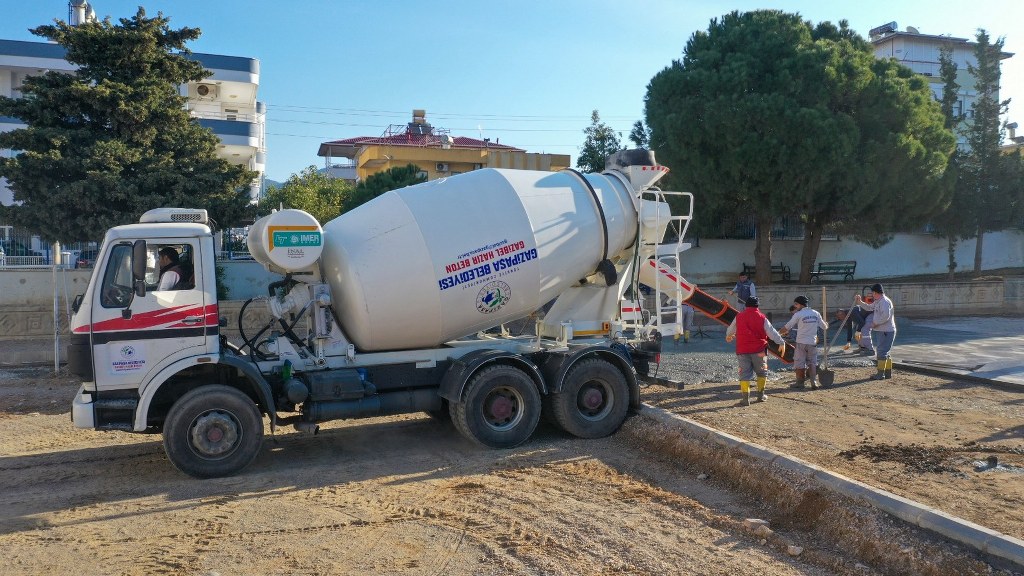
[643,188,692,336]
[623,189,694,338]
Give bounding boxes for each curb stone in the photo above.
[638,403,1024,571]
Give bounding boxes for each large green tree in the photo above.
[260,166,352,224]
[0,8,254,243]
[645,11,955,284]
[576,110,621,173]
[795,23,954,282]
[960,31,1024,272]
[645,11,833,284]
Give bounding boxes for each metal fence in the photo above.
[704,215,839,241]
[0,225,256,269]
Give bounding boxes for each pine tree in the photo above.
[930,45,970,280]
[0,8,254,243]
[645,11,954,284]
[343,164,426,213]
[961,30,1022,272]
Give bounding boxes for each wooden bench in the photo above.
[742,262,791,282]
[809,260,856,282]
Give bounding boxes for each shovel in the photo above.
[818,292,858,387]
[818,287,835,386]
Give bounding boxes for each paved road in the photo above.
[893,316,1024,386]
[2,315,1023,387]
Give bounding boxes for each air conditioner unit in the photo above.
[195,83,218,99]
[436,163,450,172]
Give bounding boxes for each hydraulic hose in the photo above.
[682,288,795,364]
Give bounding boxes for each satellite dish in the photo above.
[907,26,920,34]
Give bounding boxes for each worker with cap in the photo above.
[728,271,756,311]
[780,295,829,389]
[725,296,786,406]
[855,283,896,379]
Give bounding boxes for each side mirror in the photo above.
[72,294,83,314]
[132,240,148,297]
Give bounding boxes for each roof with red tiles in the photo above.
[318,130,524,158]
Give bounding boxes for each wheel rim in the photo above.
[577,379,613,421]
[189,410,241,459]
[482,385,524,431]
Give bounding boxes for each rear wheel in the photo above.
[551,358,629,438]
[451,365,540,448]
[163,385,264,478]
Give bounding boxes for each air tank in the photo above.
[247,209,324,273]
[315,168,640,352]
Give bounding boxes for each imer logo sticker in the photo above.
[476,281,511,314]
[112,344,145,373]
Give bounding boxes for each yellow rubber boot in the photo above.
[884,358,893,379]
[873,360,886,380]
[739,381,750,406]
[684,330,691,343]
[756,376,767,402]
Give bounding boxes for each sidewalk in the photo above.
[893,316,1024,387]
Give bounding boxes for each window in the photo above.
[152,244,195,291]
[100,244,134,308]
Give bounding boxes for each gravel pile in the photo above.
[654,325,876,386]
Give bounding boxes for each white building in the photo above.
[0,4,265,206]
[869,21,1013,148]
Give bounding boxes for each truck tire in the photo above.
[550,358,629,439]
[162,385,264,478]
[451,364,540,448]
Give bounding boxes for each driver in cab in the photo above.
[157,247,184,291]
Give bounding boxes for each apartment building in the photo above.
[318,109,570,182]
[869,21,1013,148]
[0,3,265,206]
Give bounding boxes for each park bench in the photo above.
[742,261,791,282]
[809,260,857,282]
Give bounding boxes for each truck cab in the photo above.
[68,209,221,432]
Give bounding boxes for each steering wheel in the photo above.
[103,283,133,307]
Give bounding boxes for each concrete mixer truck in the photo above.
[65,149,780,478]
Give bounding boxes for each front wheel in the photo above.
[163,385,264,478]
[550,358,629,439]
[451,365,541,448]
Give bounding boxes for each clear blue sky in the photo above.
[4,1,1024,182]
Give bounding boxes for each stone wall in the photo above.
[723,280,1011,320]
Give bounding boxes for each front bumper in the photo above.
[72,385,95,429]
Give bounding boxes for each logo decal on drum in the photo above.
[476,281,511,314]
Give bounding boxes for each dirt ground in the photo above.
[642,365,1024,543]
[0,364,1022,576]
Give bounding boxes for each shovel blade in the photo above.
[818,368,835,387]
